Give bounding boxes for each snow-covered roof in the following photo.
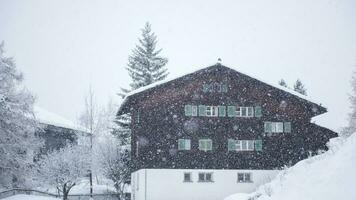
[121,63,323,108]
[34,106,88,133]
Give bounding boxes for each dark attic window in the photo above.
[202,82,228,93]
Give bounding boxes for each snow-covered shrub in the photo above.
[35,145,90,200]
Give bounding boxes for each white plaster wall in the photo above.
[131,169,279,200]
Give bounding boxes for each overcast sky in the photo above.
[0,0,355,131]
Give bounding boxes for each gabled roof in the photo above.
[34,106,88,133]
[117,63,326,116]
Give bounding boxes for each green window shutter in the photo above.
[207,140,212,150]
[184,105,192,116]
[199,140,204,151]
[228,139,236,151]
[254,106,262,118]
[218,106,226,117]
[178,139,185,150]
[227,106,236,117]
[198,105,206,116]
[255,140,262,151]
[284,122,292,133]
[264,122,272,132]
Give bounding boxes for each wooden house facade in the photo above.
[117,63,337,200]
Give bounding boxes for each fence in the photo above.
[0,188,121,200]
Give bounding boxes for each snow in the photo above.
[34,106,88,132]
[224,133,356,200]
[2,194,59,200]
[121,63,323,109]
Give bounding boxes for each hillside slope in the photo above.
[226,133,356,200]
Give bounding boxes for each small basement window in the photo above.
[237,173,252,183]
[183,172,192,182]
[198,172,213,182]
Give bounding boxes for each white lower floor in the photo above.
[131,169,279,200]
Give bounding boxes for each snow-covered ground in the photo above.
[225,133,356,200]
[2,194,59,200]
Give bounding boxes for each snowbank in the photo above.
[225,133,356,200]
[2,194,59,200]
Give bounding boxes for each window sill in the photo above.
[237,181,253,183]
[183,181,193,183]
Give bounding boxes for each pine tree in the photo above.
[293,79,307,95]
[0,42,42,188]
[120,22,168,96]
[279,79,288,88]
[342,72,356,137]
[114,22,168,145]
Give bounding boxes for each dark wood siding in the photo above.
[125,64,337,171]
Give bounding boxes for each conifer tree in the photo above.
[120,22,168,96]
[0,42,42,188]
[342,72,356,137]
[293,79,307,95]
[114,22,168,145]
[279,79,288,88]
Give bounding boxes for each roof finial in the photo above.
[217,58,222,64]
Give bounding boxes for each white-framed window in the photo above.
[199,139,212,151]
[229,140,255,151]
[198,172,213,182]
[206,106,219,117]
[178,139,191,150]
[237,173,252,183]
[183,172,192,182]
[236,107,254,117]
[264,122,289,133]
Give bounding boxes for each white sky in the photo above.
[0,0,355,131]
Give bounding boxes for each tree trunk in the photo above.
[62,184,68,200]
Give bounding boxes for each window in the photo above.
[198,105,206,116]
[206,106,219,117]
[199,139,212,151]
[236,107,254,117]
[136,109,140,123]
[178,139,191,150]
[247,107,254,117]
[229,140,256,151]
[264,122,290,133]
[183,172,192,182]
[198,172,213,182]
[237,173,252,183]
[276,122,284,133]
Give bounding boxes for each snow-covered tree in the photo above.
[293,79,307,95]
[35,145,90,200]
[120,22,168,96]
[98,137,131,200]
[0,42,42,188]
[279,79,288,88]
[342,72,356,137]
[114,22,168,144]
